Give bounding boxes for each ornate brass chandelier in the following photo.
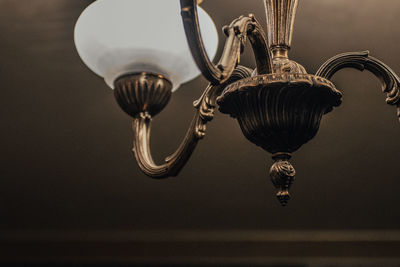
[74,0,400,206]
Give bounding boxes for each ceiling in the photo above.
[0,0,399,236]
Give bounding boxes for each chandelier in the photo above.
[74,0,400,206]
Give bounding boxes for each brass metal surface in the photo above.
[114,72,172,118]
[316,51,400,120]
[264,0,299,51]
[111,0,400,205]
[217,73,342,204]
[116,68,252,178]
[1,0,400,248]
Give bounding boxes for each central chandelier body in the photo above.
[74,0,400,206]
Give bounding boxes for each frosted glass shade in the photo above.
[74,0,218,91]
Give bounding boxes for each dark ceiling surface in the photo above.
[0,0,399,233]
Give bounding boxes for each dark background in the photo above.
[0,0,399,265]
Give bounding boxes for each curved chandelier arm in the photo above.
[132,66,253,178]
[180,0,272,84]
[246,14,274,75]
[316,51,400,120]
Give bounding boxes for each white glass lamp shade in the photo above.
[74,0,218,91]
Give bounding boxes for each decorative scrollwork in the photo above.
[180,0,273,84]
[131,66,253,178]
[316,51,400,120]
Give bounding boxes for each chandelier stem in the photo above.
[264,0,299,59]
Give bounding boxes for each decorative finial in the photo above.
[269,153,296,206]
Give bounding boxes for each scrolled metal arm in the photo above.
[180,0,273,84]
[132,66,253,178]
[316,51,400,120]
